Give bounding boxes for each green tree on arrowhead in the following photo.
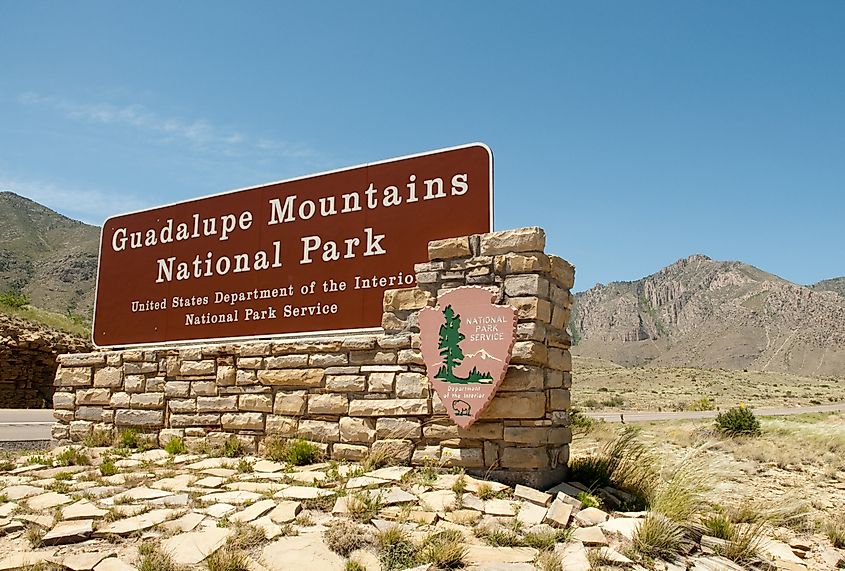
[436,305,465,382]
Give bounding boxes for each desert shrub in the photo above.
[569,408,597,434]
[0,289,29,309]
[324,521,373,556]
[632,513,686,558]
[55,447,89,467]
[25,524,45,548]
[99,458,118,476]
[285,438,321,465]
[137,542,184,571]
[345,562,366,571]
[376,526,418,570]
[205,548,248,571]
[237,459,254,473]
[567,428,658,509]
[688,397,715,411]
[576,491,602,508]
[222,436,248,458]
[476,483,496,500]
[118,429,142,449]
[417,529,466,569]
[164,437,187,455]
[715,406,761,437]
[600,395,625,407]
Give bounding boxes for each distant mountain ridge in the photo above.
[0,191,100,320]
[571,254,845,376]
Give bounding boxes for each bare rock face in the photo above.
[0,312,90,408]
[571,255,845,376]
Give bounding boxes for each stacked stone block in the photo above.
[53,226,574,488]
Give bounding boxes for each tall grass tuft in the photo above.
[632,513,686,558]
[567,428,658,509]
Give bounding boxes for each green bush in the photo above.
[0,289,29,309]
[164,437,187,455]
[715,406,761,437]
[283,438,321,466]
[222,436,248,458]
[100,459,118,476]
[688,397,715,411]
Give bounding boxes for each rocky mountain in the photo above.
[812,277,845,298]
[571,254,845,376]
[0,191,100,320]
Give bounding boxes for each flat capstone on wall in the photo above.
[53,226,575,489]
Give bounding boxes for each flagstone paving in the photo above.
[0,444,840,571]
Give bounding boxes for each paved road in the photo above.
[585,402,845,423]
[0,409,53,442]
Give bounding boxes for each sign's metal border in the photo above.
[91,142,494,350]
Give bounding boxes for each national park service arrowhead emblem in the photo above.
[419,286,517,428]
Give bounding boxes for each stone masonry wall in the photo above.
[52,226,574,488]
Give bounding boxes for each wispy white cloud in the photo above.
[0,175,150,225]
[17,92,316,160]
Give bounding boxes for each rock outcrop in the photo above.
[0,312,90,408]
[571,255,845,376]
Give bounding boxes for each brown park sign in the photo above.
[93,143,492,347]
[419,287,516,428]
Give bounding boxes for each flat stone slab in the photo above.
[199,490,264,505]
[381,486,418,505]
[253,460,286,473]
[151,474,197,491]
[268,501,301,524]
[129,449,170,462]
[555,540,590,571]
[419,490,457,512]
[573,506,609,526]
[364,466,413,481]
[226,482,282,494]
[571,526,608,546]
[287,471,326,484]
[464,545,538,564]
[94,508,176,536]
[274,486,334,500]
[544,499,573,527]
[262,536,344,571]
[0,503,17,518]
[600,517,642,540]
[484,499,517,516]
[345,476,389,489]
[163,527,230,565]
[161,511,206,533]
[27,491,73,511]
[15,513,56,528]
[231,499,277,523]
[62,551,113,571]
[206,503,237,518]
[94,557,138,571]
[63,499,109,520]
[185,458,235,470]
[116,487,173,501]
[513,484,552,507]
[251,516,283,540]
[195,476,227,488]
[42,519,94,546]
[516,502,547,526]
[0,552,58,570]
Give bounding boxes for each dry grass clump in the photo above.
[361,446,393,471]
[824,514,845,548]
[376,526,418,571]
[345,490,383,523]
[633,513,686,558]
[324,520,373,556]
[137,542,185,571]
[417,529,466,569]
[205,548,249,571]
[535,551,563,571]
[225,522,267,552]
[568,428,658,509]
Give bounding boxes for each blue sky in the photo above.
[1,1,843,291]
